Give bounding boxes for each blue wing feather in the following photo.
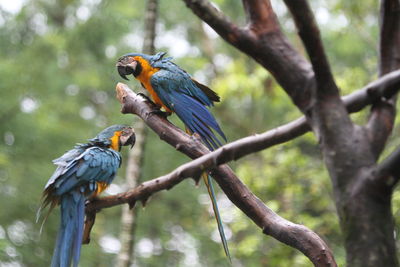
[44,145,122,267]
[151,69,226,150]
[149,55,231,261]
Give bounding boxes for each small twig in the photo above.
[82,210,96,244]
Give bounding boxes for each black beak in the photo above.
[128,134,136,149]
[120,127,136,149]
[116,60,137,81]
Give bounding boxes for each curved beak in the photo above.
[116,58,137,81]
[120,127,136,149]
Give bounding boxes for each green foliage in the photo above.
[0,0,390,266]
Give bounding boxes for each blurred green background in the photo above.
[1,0,398,266]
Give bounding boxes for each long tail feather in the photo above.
[202,173,231,262]
[51,191,85,267]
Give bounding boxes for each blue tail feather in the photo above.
[203,174,231,262]
[51,191,85,267]
[192,114,223,148]
[171,92,225,150]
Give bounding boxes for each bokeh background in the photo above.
[1,0,398,266]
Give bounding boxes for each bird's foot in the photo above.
[136,92,152,102]
[149,109,172,117]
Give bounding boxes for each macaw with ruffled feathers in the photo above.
[38,125,135,267]
[116,52,231,260]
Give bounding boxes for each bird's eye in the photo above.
[121,127,131,135]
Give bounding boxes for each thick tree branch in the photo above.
[181,1,400,265]
[282,3,358,189]
[183,0,313,111]
[183,0,242,44]
[242,0,279,34]
[379,0,400,75]
[88,70,400,220]
[283,0,337,96]
[86,83,337,267]
[85,71,400,261]
[367,0,400,159]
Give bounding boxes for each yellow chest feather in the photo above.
[133,56,171,112]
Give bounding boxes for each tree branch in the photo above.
[378,0,400,75]
[84,68,400,260]
[283,0,337,96]
[86,83,337,267]
[183,0,242,44]
[377,146,400,187]
[85,68,400,212]
[84,67,400,264]
[242,0,279,34]
[182,0,313,111]
[366,0,400,159]
[85,69,400,235]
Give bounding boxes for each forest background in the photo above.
[0,0,395,266]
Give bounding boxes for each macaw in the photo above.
[116,52,231,260]
[37,125,135,267]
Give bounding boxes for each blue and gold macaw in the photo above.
[38,125,135,267]
[116,52,231,260]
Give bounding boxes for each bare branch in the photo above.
[82,210,96,244]
[376,146,400,187]
[182,0,313,111]
[87,83,337,267]
[98,69,400,195]
[242,0,279,33]
[283,0,337,96]
[182,0,242,45]
[85,69,400,263]
[343,69,400,112]
[379,0,400,75]
[366,0,400,158]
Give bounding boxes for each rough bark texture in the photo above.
[181,0,400,266]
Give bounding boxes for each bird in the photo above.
[116,52,231,261]
[37,125,135,267]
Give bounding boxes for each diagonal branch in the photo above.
[183,0,242,44]
[86,70,400,263]
[366,0,400,159]
[283,0,337,96]
[85,68,400,226]
[374,147,400,190]
[376,146,400,187]
[87,83,337,267]
[242,0,279,33]
[182,0,313,111]
[378,0,400,75]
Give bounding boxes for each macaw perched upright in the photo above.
[38,125,135,267]
[116,52,231,260]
